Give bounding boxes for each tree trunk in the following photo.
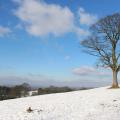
[112,70,119,88]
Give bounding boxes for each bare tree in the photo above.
[81,13,120,88]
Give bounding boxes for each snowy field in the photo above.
[0,87,120,120]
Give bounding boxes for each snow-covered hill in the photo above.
[0,86,120,120]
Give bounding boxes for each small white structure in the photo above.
[28,90,38,96]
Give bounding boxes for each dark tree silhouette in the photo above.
[81,13,120,88]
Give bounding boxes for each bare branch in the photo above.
[81,13,120,72]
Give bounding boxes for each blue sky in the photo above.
[0,0,120,87]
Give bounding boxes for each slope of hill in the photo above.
[0,86,120,120]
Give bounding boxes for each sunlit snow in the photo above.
[0,87,120,120]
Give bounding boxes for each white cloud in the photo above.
[14,0,75,36]
[13,0,98,37]
[73,66,95,75]
[0,26,11,37]
[0,73,111,88]
[72,66,110,76]
[75,27,90,36]
[64,55,71,60]
[79,8,98,26]
[12,0,22,3]
[13,0,93,37]
[15,24,23,30]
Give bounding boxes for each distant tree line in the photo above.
[38,86,74,95]
[0,85,74,100]
[0,83,31,100]
[0,83,93,100]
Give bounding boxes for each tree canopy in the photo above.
[81,13,120,88]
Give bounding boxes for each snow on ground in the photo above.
[0,86,120,120]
